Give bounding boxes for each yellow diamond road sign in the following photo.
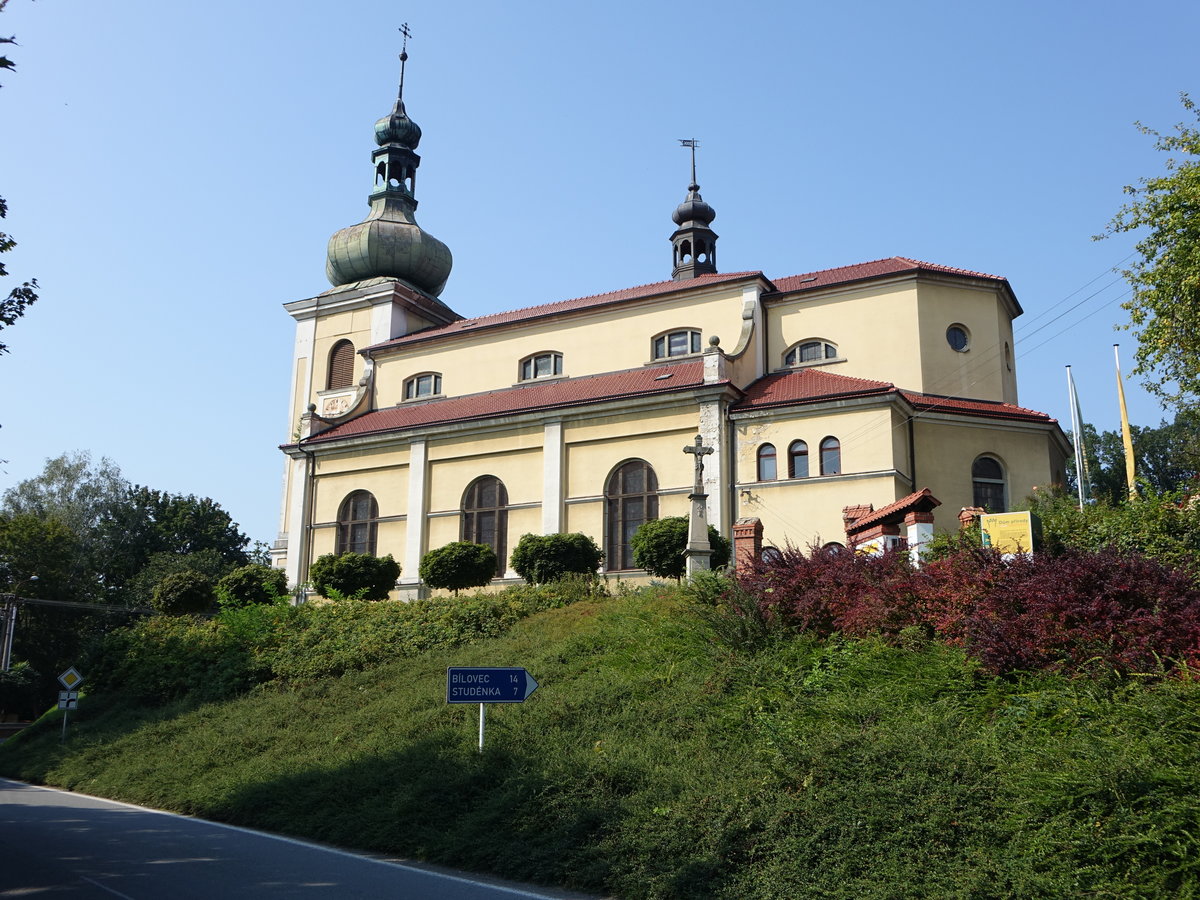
[58,667,83,690]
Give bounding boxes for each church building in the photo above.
[273,51,1070,597]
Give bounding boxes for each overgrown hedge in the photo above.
[86,580,596,705]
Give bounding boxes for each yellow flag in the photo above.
[1114,345,1137,498]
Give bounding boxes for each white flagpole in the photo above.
[1066,366,1087,511]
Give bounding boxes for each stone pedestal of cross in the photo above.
[683,434,714,576]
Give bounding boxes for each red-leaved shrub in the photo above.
[958,548,1200,675]
[739,546,922,638]
[736,544,1200,677]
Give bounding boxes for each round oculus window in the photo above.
[946,325,970,352]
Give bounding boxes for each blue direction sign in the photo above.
[446,667,538,704]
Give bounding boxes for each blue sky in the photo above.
[2,0,1197,546]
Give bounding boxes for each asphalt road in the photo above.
[0,778,600,899]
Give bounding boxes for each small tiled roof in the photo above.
[769,257,1008,295]
[899,391,1054,423]
[735,369,895,409]
[297,360,711,445]
[845,488,941,535]
[367,271,765,353]
[733,368,1055,424]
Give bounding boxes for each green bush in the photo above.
[87,615,255,703]
[510,532,603,584]
[631,517,731,580]
[1024,486,1200,573]
[216,564,288,608]
[420,542,497,594]
[150,570,215,615]
[309,552,400,601]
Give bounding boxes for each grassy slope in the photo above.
[3,588,1199,899]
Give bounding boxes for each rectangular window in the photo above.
[668,332,689,355]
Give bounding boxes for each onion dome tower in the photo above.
[670,139,718,280]
[326,37,453,297]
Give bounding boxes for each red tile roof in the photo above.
[366,271,765,353]
[769,257,1008,296]
[735,369,895,408]
[733,368,1055,424]
[299,360,712,445]
[845,488,941,534]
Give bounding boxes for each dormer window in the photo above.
[653,329,701,359]
[403,372,442,400]
[784,340,839,367]
[519,352,563,381]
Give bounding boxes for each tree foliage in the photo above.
[0,513,94,601]
[630,517,731,581]
[0,3,38,356]
[0,452,252,603]
[419,542,497,594]
[1067,411,1200,503]
[98,486,250,596]
[150,570,215,616]
[1100,93,1200,405]
[309,552,399,601]
[510,532,603,584]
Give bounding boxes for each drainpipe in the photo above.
[907,415,917,490]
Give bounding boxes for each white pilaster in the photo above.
[542,420,564,534]
[402,439,429,585]
[698,399,725,533]
[283,455,310,589]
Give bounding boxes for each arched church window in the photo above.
[336,490,378,555]
[788,440,809,478]
[461,476,508,576]
[327,340,356,390]
[972,455,1007,512]
[757,444,777,481]
[783,340,839,367]
[404,372,442,400]
[820,437,841,475]
[605,459,659,571]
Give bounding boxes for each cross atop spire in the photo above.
[397,23,412,101]
[679,138,699,190]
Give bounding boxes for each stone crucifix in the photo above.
[684,433,713,498]
[683,434,715,575]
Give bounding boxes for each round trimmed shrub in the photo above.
[216,563,288,607]
[151,569,215,615]
[420,542,497,594]
[631,517,731,580]
[510,532,603,584]
[309,552,400,601]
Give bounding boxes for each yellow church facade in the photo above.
[272,58,1069,597]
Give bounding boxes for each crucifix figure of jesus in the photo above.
[684,434,713,496]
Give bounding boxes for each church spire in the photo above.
[670,139,718,280]
[325,26,453,297]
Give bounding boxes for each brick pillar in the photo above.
[958,506,985,529]
[733,517,763,574]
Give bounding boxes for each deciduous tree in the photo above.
[1100,93,1200,405]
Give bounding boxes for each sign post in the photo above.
[57,668,84,743]
[446,667,538,752]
